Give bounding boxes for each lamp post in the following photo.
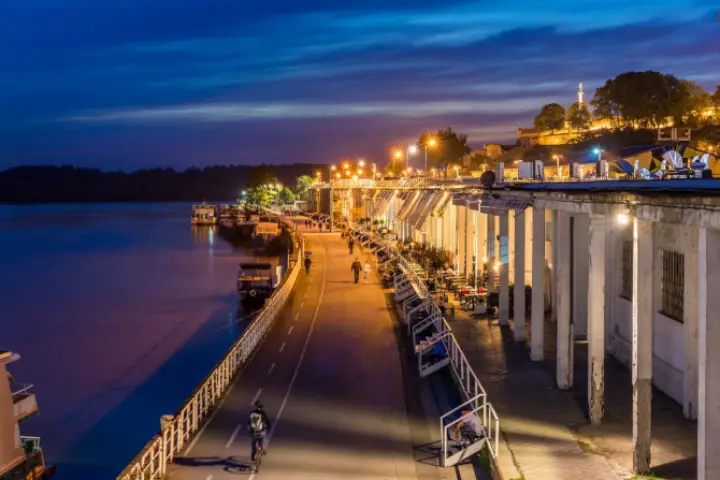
[330,165,337,232]
[407,145,418,173]
[424,137,437,173]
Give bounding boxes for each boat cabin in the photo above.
[237,263,274,301]
[191,204,217,225]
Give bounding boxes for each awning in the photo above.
[408,191,444,230]
[479,196,532,215]
[395,191,423,221]
[431,192,452,217]
[372,190,396,217]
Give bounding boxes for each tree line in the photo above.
[0,164,323,203]
[534,71,720,133]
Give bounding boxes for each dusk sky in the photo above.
[1,0,718,170]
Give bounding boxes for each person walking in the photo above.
[362,260,371,283]
[248,401,271,462]
[351,258,362,284]
[348,238,355,254]
[304,256,312,274]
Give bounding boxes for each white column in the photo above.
[531,206,545,360]
[551,210,559,322]
[632,218,654,474]
[573,214,590,338]
[684,227,700,420]
[486,214,495,297]
[556,210,573,389]
[514,209,527,341]
[499,213,510,326]
[588,214,606,425]
[466,208,475,279]
[699,228,720,480]
[457,205,466,274]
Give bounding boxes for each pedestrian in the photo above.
[304,256,312,274]
[348,238,354,254]
[351,257,362,284]
[363,260,371,282]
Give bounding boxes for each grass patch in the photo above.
[477,446,492,472]
[509,476,525,480]
[627,474,665,480]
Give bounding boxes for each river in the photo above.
[0,203,278,478]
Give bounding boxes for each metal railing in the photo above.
[117,220,304,480]
[11,383,33,400]
[362,229,500,460]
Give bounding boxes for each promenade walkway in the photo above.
[169,227,471,479]
[446,309,626,480]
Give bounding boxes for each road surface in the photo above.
[170,229,428,479]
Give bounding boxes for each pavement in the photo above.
[169,226,474,480]
[445,298,696,480]
[446,308,626,480]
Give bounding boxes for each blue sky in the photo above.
[0,0,718,170]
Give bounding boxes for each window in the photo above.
[660,250,684,323]
[620,241,633,300]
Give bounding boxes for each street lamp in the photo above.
[358,159,365,167]
[424,136,438,173]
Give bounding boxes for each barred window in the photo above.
[620,241,633,300]
[660,250,684,323]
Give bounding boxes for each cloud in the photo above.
[0,0,718,168]
[67,98,544,123]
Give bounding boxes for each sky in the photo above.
[0,0,718,170]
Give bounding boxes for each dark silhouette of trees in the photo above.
[0,164,323,203]
[417,127,472,174]
[533,104,566,133]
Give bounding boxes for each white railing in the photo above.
[11,383,33,398]
[357,225,500,461]
[20,436,41,451]
[116,221,304,480]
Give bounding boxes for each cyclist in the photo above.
[248,401,271,462]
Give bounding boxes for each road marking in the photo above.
[251,388,262,406]
[268,363,275,375]
[295,313,300,321]
[279,342,286,353]
[206,476,214,480]
[249,238,328,480]
[300,302,305,309]
[303,293,307,300]
[225,424,242,448]
[288,326,293,335]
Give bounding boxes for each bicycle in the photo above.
[254,442,266,472]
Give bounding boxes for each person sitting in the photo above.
[427,340,446,365]
[454,409,482,448]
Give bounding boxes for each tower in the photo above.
[578,83,584,104]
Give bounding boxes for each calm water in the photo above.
[0,203,276,478]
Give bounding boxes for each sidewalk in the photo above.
[446,308,627,480]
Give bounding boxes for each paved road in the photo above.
[170,230,423,479]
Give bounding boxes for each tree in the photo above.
[279,187,296,204]
[533,103,566,133]
[295,175,315,201]
[416,127,472,174]
[675,80,713,128]
[566,102,591,131]
[590,71,692,128]
[246,185,278,206]
[713,86,720,107]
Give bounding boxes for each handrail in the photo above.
[116,218,304,480]
[358,226,500,461]
[11,383,34,398]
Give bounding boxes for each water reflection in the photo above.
[0,203,273,478]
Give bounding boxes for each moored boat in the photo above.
[191,203,217,225]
